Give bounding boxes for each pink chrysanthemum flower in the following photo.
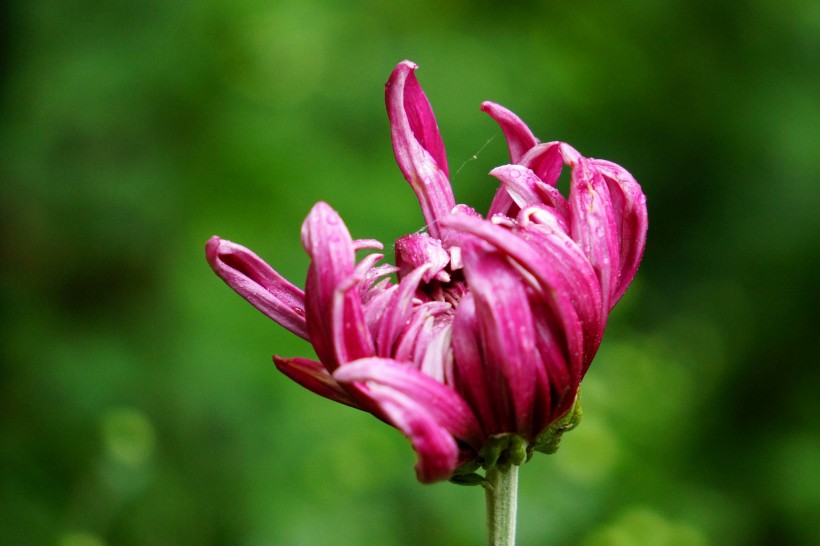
[206,61,647,483]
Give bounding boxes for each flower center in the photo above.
[394,231,467,310]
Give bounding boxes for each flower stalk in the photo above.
[484,463,519,546]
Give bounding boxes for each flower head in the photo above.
[206,61,647,483]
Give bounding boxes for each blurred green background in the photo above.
[2,1,818,545]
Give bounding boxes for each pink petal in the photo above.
[375,264,429,357]
[567,157,621,314]
[301,202,373,369]
[329,277,376,366]
[301,202,356,301]
[441,214,586,380]
[480,101,539,163]
[273,356,361,409]
[518,207,604,371]
[362,282,397,334]
[460,241,538,437]
[334,357,483,447]
[386,61,456,238]
[488,164,569,222]
[520,142,565,187]
[418,323,453,385]
[206,237,308,340]
[589,159,648,306]
[392,308,434,364]
[352,238,384,251]
[452,294,499,434]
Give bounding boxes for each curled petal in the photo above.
[568,158,621,314]
[393,309,434,364]
[518,206,603,370]
[273,356,361,409]
[481,101,539,163]
[352,238,384,251]
[376,264,430,357]
[489,164,569,222]
[519,142,565,187]
[363,282,398,333]
[301,202,356,299]
[330,278,376,366]
[334,357,483,447]
[301,202,372,369]
[589,159,648,305]
[418,323,453,385]
[386,61,456,237]
[206,237,308,340]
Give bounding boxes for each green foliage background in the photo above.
[2,1,818,544]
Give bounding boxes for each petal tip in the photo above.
[205,236,224,267]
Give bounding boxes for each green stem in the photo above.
[484,464,519,546]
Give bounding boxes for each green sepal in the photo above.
[453,457,482,475]
[508,435,528,465]
[449,472,486,486]
[480,433,528,470]
[532,392,583,455]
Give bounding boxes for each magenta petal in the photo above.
[206,237,309,340]
[460,241,538,437]
[589,159,648,306]
[352,238,384,251]
[392,308,433,364]
[301,202,356,300]
[301,202,374,369]
[488,164,569,222]
[362,282,397,334]
[452,294,498,434]
[518,208,603,370]
[418,323,454,385]
[330,279,376,367]
[519,142,565,187]
[274,356,361,409]
[481,101,539,163]
[441,214,586,380]
[568,157,621,313]
[334,357,483,447]
[375,264,429,357]
[386,61,456,238]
